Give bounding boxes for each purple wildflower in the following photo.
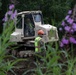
[62,38,69,44]
[2,16,8,22]
[59,27,63,31]
[74,40,76,44]
[60,9,76,46]
[65,15,69,20]
[67,18,73,24]
[70,29,74,33]
[9,4,14,10]
[7,11,12,15]
[10,10,17,19]
[61,21,65,26]
[2,12,8,22]
[68,10,72,14]
[60,42,64,47]
[64,26,70,32]
[69,37,75,43]
[72,23,76,31]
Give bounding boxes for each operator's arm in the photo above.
[39,40,46,51]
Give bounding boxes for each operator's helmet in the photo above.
[38,30,44,35]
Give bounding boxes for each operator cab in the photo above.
[24,14,35,37]
[33,13,43,25]
[16,11,43,38]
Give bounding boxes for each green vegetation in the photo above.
[22,42,76,75]
[0,4,26,75]
[0,14,17,75]
[0,0,76,75]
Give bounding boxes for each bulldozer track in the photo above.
[7,47,35,58]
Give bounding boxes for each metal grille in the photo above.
[48,29,57,40]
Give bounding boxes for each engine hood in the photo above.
[39,24,57,31]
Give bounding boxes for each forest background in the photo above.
[0,0,75,34]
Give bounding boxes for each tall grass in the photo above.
[23,42,76,75]
[0,20,16,74]
[0,4,27,75]
[35,43,76,75]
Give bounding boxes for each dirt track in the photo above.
[7,56,37,75]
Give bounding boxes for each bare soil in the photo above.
[6,56,37,75]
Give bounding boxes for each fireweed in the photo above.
[2,4,17,50]
[3,4,17,29]
[0,4,18,74]
[59,9,76,48]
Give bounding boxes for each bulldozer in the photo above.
[10,10,59,57]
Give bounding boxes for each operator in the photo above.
[35,29,46,53]
[25,18,34,36]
